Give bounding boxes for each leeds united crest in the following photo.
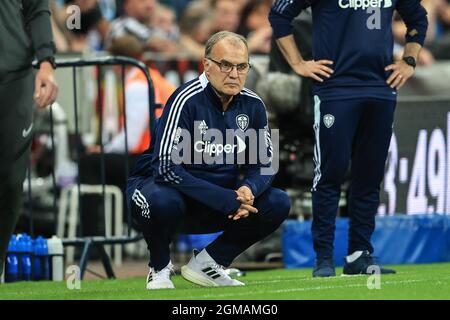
[236,114,249,131]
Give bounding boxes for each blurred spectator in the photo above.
[237,0,273,54]
[210,0,241,33]
[50,14,71,52]
[428,0,450,59]
[151,3,180,41]
[210,0,272,54]
[103,35,176,153]
[53,0,110,52]
[97,0,121,20]
[107,0,178,53]
[437,0,450,31]
[424,0,439,40]
[158,0,194,18]
[237,0,271,36]
[178,1,212,59]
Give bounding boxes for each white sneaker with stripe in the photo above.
[181,250,244,287]
[146,261,175,290]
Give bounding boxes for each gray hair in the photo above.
[204,31,249,59]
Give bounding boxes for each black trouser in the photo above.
[0,70,34,276]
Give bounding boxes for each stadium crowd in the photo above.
[50,0,273,58]
[49,0,450,63]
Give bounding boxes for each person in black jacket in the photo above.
[0,0,58,277]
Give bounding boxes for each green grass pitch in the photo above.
[1,263,449,300]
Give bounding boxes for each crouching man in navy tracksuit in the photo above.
[269,0,428,277]
[127,31,290,289]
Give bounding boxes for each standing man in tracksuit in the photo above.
[269,0,428,276]
[0,0,58,277]
[127,31,290,290]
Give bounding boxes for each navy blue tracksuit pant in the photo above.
[127,177,290,271]
[311,96,396,259]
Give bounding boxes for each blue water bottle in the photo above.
[41,237,50,280]
[33,237,41,280]
[18,234,32,281]
[33,236,49,281]
[5,235,19,283]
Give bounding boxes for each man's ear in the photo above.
[203,58,210,74]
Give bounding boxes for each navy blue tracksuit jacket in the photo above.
[131,73,275,216]
[269,0,428,258]
[269,0,428,101]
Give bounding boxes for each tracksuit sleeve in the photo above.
[268,0,313,39]
[152,94,241,215]
[22,0,56,62]
[396,0,429,46]
[240,101,275,198]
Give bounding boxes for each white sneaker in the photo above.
[146,261,175,290]
[181,250,244,287]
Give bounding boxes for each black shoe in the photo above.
[313,258,336,277]
[343,251,396,275]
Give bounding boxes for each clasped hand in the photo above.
[229,186,258,221]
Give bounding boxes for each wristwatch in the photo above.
[402,56,416,69]
[38,56,57,69]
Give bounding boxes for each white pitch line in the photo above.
[186,278,450,299]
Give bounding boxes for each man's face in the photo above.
[153,6,176,34]
[124,0,156,23]
[213,0,240,32]
[246,3,271,31]
[204,39,250,97]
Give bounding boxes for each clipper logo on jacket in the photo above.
[194,136,247,156]
[338,0,392,10]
